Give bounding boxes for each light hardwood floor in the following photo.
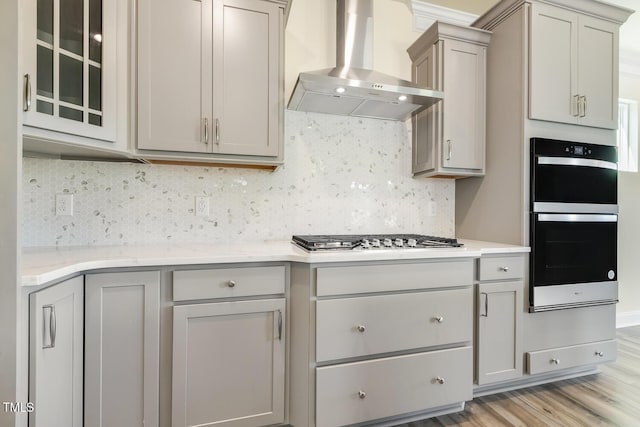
[399,326,640,427]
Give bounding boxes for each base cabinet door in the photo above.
[84,271,161,427]
[29,276,84,427]
[172,299,285,427]
[477,281,523,385]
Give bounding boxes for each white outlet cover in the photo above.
[195,196,210,217]
[55,193,74,216]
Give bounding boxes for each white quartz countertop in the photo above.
[21,239,529,287]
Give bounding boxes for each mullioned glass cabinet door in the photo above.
[22,0,117,142]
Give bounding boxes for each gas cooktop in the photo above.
[291,234,463,251]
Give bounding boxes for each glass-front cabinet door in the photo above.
[23,0,117,142]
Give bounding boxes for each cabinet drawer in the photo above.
[173,266,285,301]
[316,288,472,362]
[478,255,525,281]
[315,346,472,427]
[316,259,473,296]
[527,339,616,375]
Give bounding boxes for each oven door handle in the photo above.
[537,213,618,223]
[537,156,617,170]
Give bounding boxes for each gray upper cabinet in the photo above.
[408,22,491,178]
[529,2,620,129]
[137,0,286,166]
[22,0,129,155]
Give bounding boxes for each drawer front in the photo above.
[527,339,616,375]
[316,288,472,362]
[316,259,474,296]
[479,255,525,281]
[173,266,285,301]
[315,346,473,427]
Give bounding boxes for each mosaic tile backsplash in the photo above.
[22,112,455,247]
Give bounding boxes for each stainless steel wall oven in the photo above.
[529,138,618,312]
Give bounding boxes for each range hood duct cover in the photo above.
[287,0,442,121]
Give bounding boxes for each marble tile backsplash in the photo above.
[22,112,455,247]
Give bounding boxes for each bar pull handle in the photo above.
[480,292,488,317]
[24,74,32,112]
[277,310,282,340]
[446,139,452,161]
[581,96,587,118]
[203,118,209,144]
[42,304,56,349]
[572,94,580,117]
[215,118,220,145]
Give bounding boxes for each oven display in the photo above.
[574,145,584,155]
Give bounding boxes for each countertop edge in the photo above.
[21,240,529,287]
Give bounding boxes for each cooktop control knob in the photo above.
[407,238,417,247]
[383,238,393,247]
[394,238,404,247]
[371,239,381,247]
[361,239,371,249]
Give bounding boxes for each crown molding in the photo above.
[620,50,640,78]
[410,0,478,32]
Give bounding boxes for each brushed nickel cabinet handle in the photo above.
[42,304,56,349]
[446,139,452,161]
[595,351,604,357]
[203,118,209,144]
[499,266,510,272]
[480,292,488,317]
[227,280,236,288]
[433,316,444,323]
[358,390,366,399]
[435,376,445,385]
[215,118,220,145]
[582,96,587,117]
[573,94,580,117]
[356,325,366,333]
[277,310,282,340]
[24,74,32,112]
[550,358,560,365]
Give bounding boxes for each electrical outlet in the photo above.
[428,201,437,217]
[55,193,74,216]
[195,196,210,217]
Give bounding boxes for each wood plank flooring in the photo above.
[397,326,640,427]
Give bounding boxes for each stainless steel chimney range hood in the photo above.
[287,0,443,121]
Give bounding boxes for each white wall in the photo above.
[617,71,640,321]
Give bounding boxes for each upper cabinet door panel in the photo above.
[23,0,117,142]
[529,3,620,130]
[442,39,485,170]
[213,0,281,156]
[529,3,578,125]
[577,16,618,129]
[137,0,209,153]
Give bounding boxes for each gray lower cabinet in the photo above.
[29,276,84,427]
[172,299,286,427]
[84,271,161,427]
[290,259,474,427]
[475,255,525,386]
[171,264,287,427]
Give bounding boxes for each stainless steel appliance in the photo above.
[291,234,462,251]
[287,0,443,121]
[529,138,618,312]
